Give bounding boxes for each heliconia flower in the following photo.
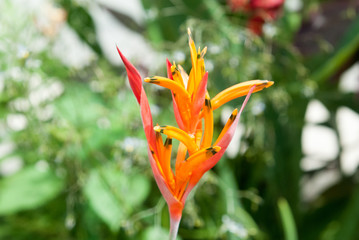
[228,0,285,35]
[117,29,273,240]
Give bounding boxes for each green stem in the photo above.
[169,216,181,240]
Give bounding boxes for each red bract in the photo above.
[118,29,273,239]
[251,0,285,9]
[228,0,285,34]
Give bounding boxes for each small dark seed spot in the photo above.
[165,138,172,146]
[205,98,210,106]
[205,98,212,108]
[206,147,217,155]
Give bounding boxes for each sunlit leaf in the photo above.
[0,166,64,215]
[141,226,169,240]
[278,198,298,240]
[84,165,150,232]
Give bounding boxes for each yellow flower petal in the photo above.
[162,138,175,191]
[171,64,185,88]
[145,77,191,99]
[154,125,199,154]
[175,146,221,198]
[200,96,213,148]
[214,108,238,146]
[211,80,274,110]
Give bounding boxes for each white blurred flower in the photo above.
[0,156,23,176]
[7,114,28,131]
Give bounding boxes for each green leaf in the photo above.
[311,15,359,83]
[141,226,169,240]
[54,83,103,128]
[84,165,150,232]
[58,0,102,55]
[217,161,260,239]
[278,198,298,240]
[0,166,64,215]
[333,187,359,240]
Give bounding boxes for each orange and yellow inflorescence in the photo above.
[144,29,273,202]
[117,28,273,239]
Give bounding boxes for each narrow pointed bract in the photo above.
[117,29,274,240]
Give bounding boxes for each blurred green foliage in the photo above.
[0,0,359,239]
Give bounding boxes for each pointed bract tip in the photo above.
[267,80,274,87]
[154,125,167,133]
[187,28,192,36]
[116,46,125,59]
[201,46,207,58]
[258,80,274,88]
[144,78,151,83]
[229,108,239,121]
[116,46,142,104]
[207,146,221,155]
[213,146,221,152]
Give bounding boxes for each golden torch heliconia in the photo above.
[117,28,273,240]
